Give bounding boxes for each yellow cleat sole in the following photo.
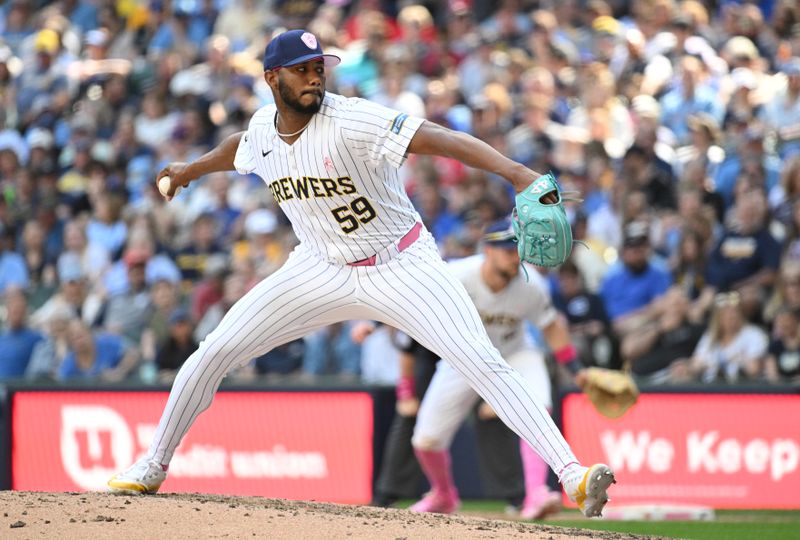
[107,479,160,495]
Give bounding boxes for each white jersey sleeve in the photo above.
[234,106,275,175]
[339,98,424,169]
[233,131,257,175]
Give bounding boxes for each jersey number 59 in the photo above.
[331,196,377,233]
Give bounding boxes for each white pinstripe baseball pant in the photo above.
[148,228,578,476]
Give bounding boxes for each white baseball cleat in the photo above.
[562,463,616,518]
[107,458,167,494]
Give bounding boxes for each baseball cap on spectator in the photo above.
[85,28,109,48]
[592,16,620,36]
[124,248,150,268]
[0,130,29,164]
[723,36,759,62]
[670,13,693,30]
[623,221,650,247]
[687,113,721,145]
[168,308,191,325]
[146,255,182,285]
[482,219,517,249]
[262,30,341,71]
[125,4,149,30]
[550,39,579,66]
[245,209,277,237]
[34,29,59,55]
[631,95,661,120]
[26,127,54,150]
[450,0,470,16]
[58,253,84,283]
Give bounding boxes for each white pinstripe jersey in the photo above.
[234,92,424,265]
[448,255,557,358]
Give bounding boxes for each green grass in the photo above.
[540,518,797,540]
[396,500,800,540]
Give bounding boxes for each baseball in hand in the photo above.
[158,176,180,197]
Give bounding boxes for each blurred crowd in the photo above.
[0,0,799,387]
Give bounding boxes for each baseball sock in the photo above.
[413,448,458,497]
[520,440,549,504]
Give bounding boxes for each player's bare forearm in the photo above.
[399,351,415,379]
[408,121,538,193]
[159,131,245,188]
[542,314,573,353]
[185,131,245,180]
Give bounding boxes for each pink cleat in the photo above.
[409,490,461,514]
[520,490,562,520]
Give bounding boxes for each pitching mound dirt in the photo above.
[0,492,661,539]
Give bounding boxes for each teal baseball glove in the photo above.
[512,173,574,268]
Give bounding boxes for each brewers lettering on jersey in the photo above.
[108,29,614,517]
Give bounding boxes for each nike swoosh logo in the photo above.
[262,149,272,157]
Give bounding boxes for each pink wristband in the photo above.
[554,344,578,365]
[396,375,415,400]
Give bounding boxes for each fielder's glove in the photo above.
[583,367,639,419]
[512,173,575,268]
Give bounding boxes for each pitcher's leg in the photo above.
[412,360,479,452]
[504,349,561,516]
[148,252,357,465]
[360,255,578,479]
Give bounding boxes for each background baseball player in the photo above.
[107,29,615,517]
[355,328,528,511]
[408,219,581,519]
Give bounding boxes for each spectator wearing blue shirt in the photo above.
[86,193,128,260]
[413,183,463,246]
[0,224,28,294]
[58,320,139,382]
[148,4,207,63]
[761,58,800,159]
[0,1,35,55]
[0,289,43,378]
[16,29,70,124]
[660,56,725,146]
[600,221,673,337]
[63,0,99,34]
[714,125,781,208]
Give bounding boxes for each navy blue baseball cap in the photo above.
[483,219,517,249]
[263,30,341,71]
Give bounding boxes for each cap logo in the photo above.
[300,32,318,50]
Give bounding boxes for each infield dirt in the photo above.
[0,491,662,539]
